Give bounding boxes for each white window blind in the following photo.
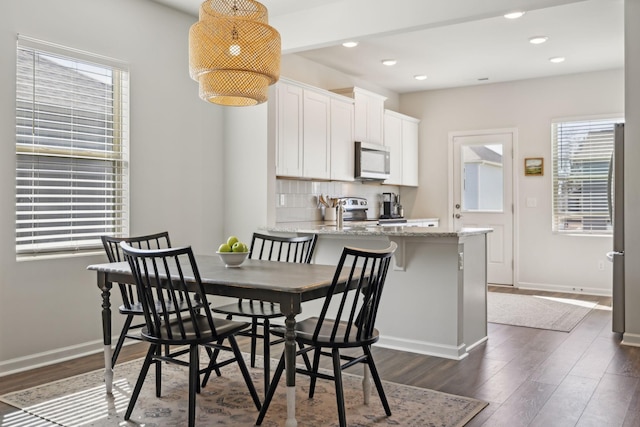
[551,117,621,234]
[15,36,129,257]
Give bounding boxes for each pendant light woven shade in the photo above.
[189,0,281,106]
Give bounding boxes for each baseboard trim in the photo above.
[1,339,105,377]
[622,332,640,347]
[515,281,612,297]
[376,336,469,360]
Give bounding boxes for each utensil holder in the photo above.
[324,207,336,221]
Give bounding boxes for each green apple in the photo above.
[218,243,232,252]
[232,241,247,252]
[227,236,239,246]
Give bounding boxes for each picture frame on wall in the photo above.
[524,157,544,176]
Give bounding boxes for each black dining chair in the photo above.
[209,232,318,395]
[101,232,195,367]
[120,243,261,427]
[256,242,397,427]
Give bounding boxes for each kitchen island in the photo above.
[262,222,492,360]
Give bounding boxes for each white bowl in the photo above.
[216,251,249,267]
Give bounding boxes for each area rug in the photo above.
[0,353,488,427]
[487,291,597,332]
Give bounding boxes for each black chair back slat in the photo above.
[249,232,318,264]
[101,232,173,311]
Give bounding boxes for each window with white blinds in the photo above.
[15,36,129,257]
[551,117,621,234]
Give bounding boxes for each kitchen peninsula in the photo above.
[263,222,492,360]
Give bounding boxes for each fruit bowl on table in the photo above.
[216,251,249,267]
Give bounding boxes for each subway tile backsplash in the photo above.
[275,179,399,223]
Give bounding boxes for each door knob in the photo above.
[455,214,461,219]
[455,204,461,209]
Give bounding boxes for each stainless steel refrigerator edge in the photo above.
[608,123,625,333]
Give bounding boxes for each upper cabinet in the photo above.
[332,87,387,145]
[275,82,304,177]
[273,79,354,181]
[273,81,418,186]
[302,89,331,180]
[330,97,355,181]
[383,110,420,187]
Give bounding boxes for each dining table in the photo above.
[87,254,345,427]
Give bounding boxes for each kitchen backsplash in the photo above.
[276,179,399,222]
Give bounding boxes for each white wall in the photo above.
[623,0,640,345]
[401,70,624,294]
[0,0,226,373]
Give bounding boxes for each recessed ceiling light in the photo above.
[381,59,397,66]
[342,41,358,48]
[549,56,566,63]
[414,75,428,81]
[504,11,525,19]
[529,36,549,45]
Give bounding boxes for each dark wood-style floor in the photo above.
[1,286,638,426]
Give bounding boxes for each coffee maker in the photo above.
[380,192,402,219]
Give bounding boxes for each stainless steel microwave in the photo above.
[355,141,390,181]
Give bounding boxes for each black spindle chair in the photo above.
[120,243,261,427]
[101,232,196,367]
[210,232,318,395]
[256,242,397,427]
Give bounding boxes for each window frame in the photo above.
[15,35,130,259]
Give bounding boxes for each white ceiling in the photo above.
[151,0,624,93]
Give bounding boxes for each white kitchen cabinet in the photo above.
[274,79,355,181]
[330,96,355,181]
[383,111,403,185]
[275,82,303,177]
[332,87,386,144]
[383,110,420,186]
[302,89,331,179]
[402,117,419,186]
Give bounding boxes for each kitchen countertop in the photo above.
[263,221,492,237]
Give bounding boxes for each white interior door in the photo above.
[452,131,514,285]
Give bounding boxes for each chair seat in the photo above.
[273,317,380,348]
[141,315,250,345]
[213,301,283,319]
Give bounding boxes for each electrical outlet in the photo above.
[598,260,605,271]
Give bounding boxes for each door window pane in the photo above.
[462,144,503,212]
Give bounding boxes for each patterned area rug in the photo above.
[488,292,598,332]
[1,353,487,427]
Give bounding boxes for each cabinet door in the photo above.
[353,91,384,144]
[275,83,303,177]
[366,94,384,144]
[402,118,419,186]
[330,97,354,181]
[383,111,403,185]
[302,89,331,179]
[353,92,368,142]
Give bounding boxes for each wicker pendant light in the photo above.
[189,0,281,106]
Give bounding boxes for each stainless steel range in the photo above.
[339,197,369,221]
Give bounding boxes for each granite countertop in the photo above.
[263,221,492,237]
